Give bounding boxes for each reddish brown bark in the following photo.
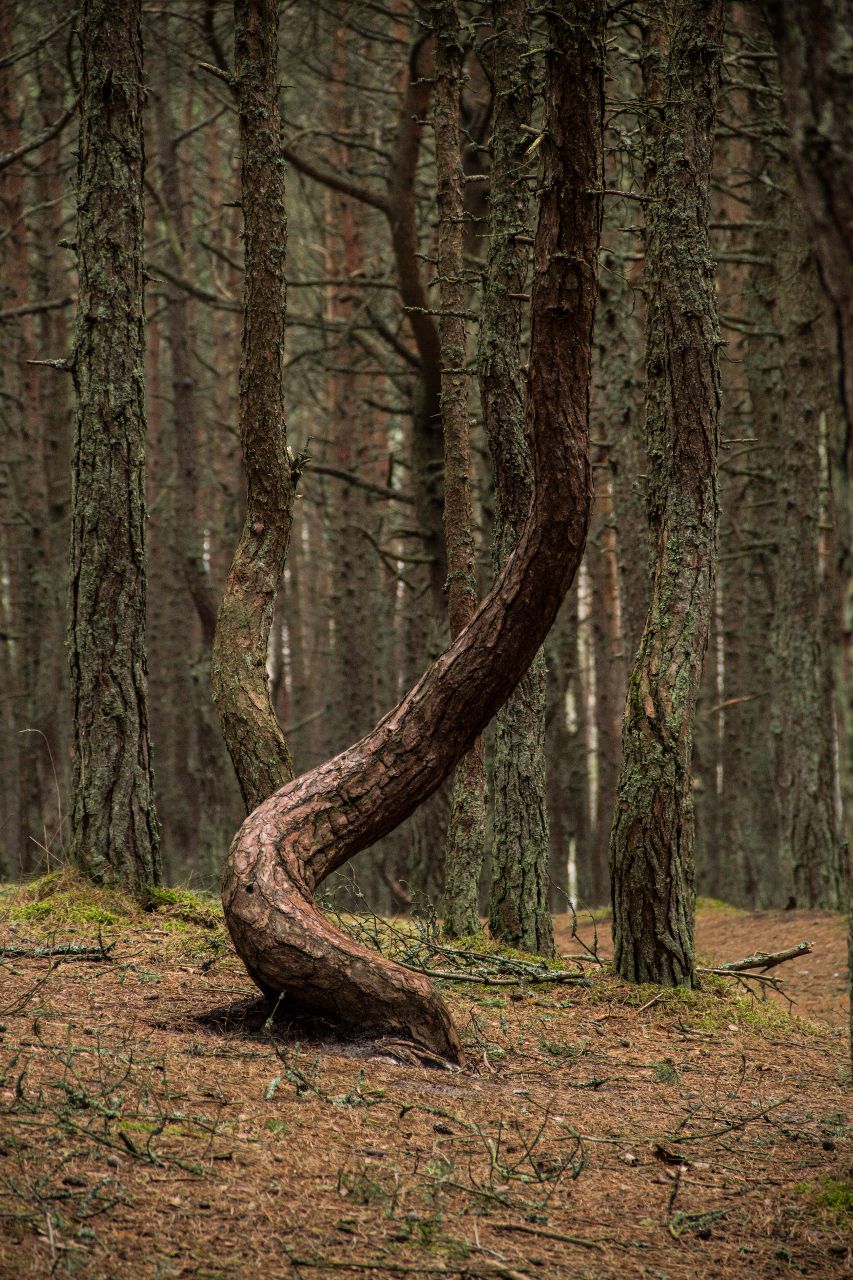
[222,0,605,1059]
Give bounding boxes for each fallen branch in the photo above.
[0,940,115,963]
[493,1222,604,1250]
[326,897,587,988]
[702,941,812,974]
[403,965,590,988]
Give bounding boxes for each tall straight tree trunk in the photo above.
[210,0,296,813]
[761,0,851,1072]
[480,0,553,955]
[222,0,605,1056]
[391,31,453,909]
[546,588,589,906]
[588,470,624,906]
[32,57,74,862]
[610,0,723,986]
[432,0,488,940]
[151,39,237,877]
[706,27,776,907]
[0,3,24,877]
[144,282,193,885]
[762,0,853,438]
[2,48,37,869]
[744,57,842,908]
[322,22,387,910]
[69,0,160,889]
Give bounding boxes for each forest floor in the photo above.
[0,876,850,1280]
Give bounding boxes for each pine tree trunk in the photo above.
[546,589,590,906]
[480,0,553,956]
[68,0,160,890]
[2,40,40,870]
[32,58,74,864]
[588,467,625,907]
[610,0,724,986]
[432,0,488,940]
[210,0,296,814]
[151,41,239,877]
[763,0,853,437]
[745,70,842,908]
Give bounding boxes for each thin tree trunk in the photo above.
[210,0,296,813]
[32,56,74,863]
[151,40,239,877]
[0,3,24,877]
[69,0,160,890]
[152,58,219,644]
[545,589,589,908]
[610,0,724,987]
[588,468,624,906]
[762,1,851,1066]
[762,0,853,437]
[745,90,842,908]
[222,0,605,1057]
[388,32,447,622]
[706,45,772,907]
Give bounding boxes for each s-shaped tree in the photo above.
[218,0,606,1061]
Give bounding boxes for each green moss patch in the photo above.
[0,868,222,934]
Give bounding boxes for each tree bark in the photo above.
[609,0,724,987]
[222,0,605,1058]
[151,62,219,646]
[480,0,553,955]
[210,0,296,814]
[432,0,488,941]
[31,57,74,866]
[389,32,447,623]
[68,0,160,890]
[744,67,842,909]
[762,0,852,1041]
[588,468,624,906]
[762,0,853,437]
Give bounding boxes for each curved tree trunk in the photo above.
[210,0,295,813]
[222,0,606,1060]
[609,0,724,987]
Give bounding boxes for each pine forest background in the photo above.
[0,0,848,920]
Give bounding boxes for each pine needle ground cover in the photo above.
[0,877,849,1280]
